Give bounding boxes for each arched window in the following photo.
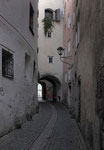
[45,9,53,20]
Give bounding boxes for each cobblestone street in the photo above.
[0,101,88,150]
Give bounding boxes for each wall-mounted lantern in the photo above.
[57,46,73,68]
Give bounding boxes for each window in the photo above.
[25,53,30,79]
[47,31,52,38]
[76,0,78,7]
[61,8,65,18]
[69,70,71,81]
[75,11,80,48]
[45,8,60,22]
[73,12,75,28]
[55,9,60,22]
[45,9,53,20]
[68,13,71,28]
[29,2,34,35]
[65,72,67,83]
[2,49,14,79]
[68,40,71,53]
[48,56,54,63]
[38,84,42,100]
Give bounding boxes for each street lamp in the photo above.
[57,46,73,68]
[57,46,64,56]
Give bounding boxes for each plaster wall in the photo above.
[38,0,64,82]
[0,0,38,136]
[62,0,73,106]
[71,0,104,149]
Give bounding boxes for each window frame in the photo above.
[65,72,67,83]
[67,13,71,28]
[48,56,54,64]
[45,9,53,20]
[32,61,36,82]
[68,70,71,81]
[25,53,31,79]
[2,49,14,79]
[47,31,53,38]
[75,11,80,49]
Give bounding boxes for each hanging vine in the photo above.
[42,17,54,36]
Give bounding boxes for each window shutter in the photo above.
[55,9,60,22]
[53,11,55,20]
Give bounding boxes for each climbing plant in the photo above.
[42,17,54,36]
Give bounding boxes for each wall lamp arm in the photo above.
[60,56,72,59]
[60,56,73,68]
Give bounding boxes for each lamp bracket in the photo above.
[60,56,73,69]
[60,56,72,59]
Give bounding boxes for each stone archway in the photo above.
[39,74,61,102]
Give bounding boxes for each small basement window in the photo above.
[2,49,14,79]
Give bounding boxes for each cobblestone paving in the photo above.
[0,102,52,150]
[30,104,57,150]
[42,103,88,150]
[0,102,88,150]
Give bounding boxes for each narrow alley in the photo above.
[0,101,87,150]
[0,0,104,149]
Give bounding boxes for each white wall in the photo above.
[38,0,64,82]
[0,0,38,136]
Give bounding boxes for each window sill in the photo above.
[2,74,14,80]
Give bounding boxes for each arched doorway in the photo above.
[38,84,42,101]
[39,74,61,102]
[38,81,47,100]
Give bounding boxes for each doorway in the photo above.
[38,84,42,101]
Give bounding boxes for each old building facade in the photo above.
[38,0,64,101]
[0,0,38,136]
[66,0,104,150]
[62,0,73,107]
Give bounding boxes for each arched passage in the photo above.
[39,74,61,102]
